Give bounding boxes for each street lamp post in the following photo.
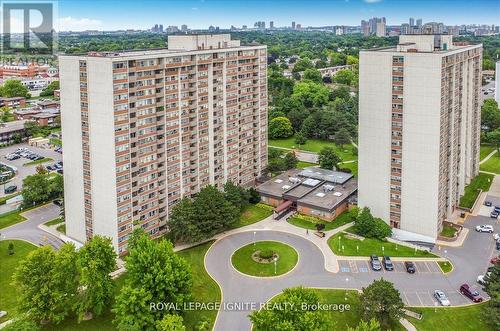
[338,236,341,251]
[345,277,349,300]
[274,257,277,275]
[253,231,256,246]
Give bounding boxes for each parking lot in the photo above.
[400,289,471,306]
[338,259,442,274]
[0,143,63,198]
[478,195,500,218]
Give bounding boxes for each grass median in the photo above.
[328,227,437,257]
[287,211,354,231]
[231,241,298,277]
[23,157,53,166]
[459,173,494,209]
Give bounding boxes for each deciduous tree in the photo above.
[77,236,116,320]
[269,116,293,139]
[318,147,341,170]
[360,279,404,327]
[250,287,334,331]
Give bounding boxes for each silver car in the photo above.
[434,290,450,306]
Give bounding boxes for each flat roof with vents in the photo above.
[257,167,358,212]
[299,167,353,185]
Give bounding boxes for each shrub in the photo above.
[259,249,275,259]
[354,207,392,240]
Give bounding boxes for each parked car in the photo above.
[53,199,63,207]
[487,266,495,273]
[4,185,17,194]
[459,284,483,302]
[491,256,500,265]
[54,163,62,170]
[382,256,394,271]
[5,154,20,160]
[434,290,450,306]
[477,273,491,286]
[495,206,500,213]
[485,201,492,207]
[405,261,416,274]
[491,211,499,219]
[476,225,494,233]
[46,165,55,171]
[56,169,63,174]
[370,254,382,271]
[494,233,500,241]
[496,239,500,250]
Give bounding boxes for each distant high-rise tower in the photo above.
[181,24,188,32]
[409,18,415,26]
[416,18,422,27]
[270,21,274,29]
[292,21,296,29]
[376,21,386,37]
[359,35,482,243]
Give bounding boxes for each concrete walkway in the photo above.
[479,149,498,165]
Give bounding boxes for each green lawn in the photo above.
[480,152,500,174]
[479,145,496,160]
[0,193,21,205]
[338,161,358,176]
[269,136,358,161]
[328,227,437,257]
[296,161,317,169]
[407,303,491,331]
[0,240,38,323]
[57,223,66,234]
[230,204,273,229]
[0,210,26,230]
[439,224,458,238]
[44,217,64,226]
[23,157,53,166]
[50,138,62,146]
[177,241,221,330]
[287,211,354,231]
[438,261,453,274]
[265,289,404,331]
[459,173,495,208]
[231,241,298,277]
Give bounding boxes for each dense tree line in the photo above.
[482,99,500,150]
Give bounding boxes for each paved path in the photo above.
[0,203,63,248]
[479,149,498,165]
[202,212,498,331]
[488,174,500,197]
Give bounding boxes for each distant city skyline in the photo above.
[53,0,499,32]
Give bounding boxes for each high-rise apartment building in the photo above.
[359,35,482,242]
[376,21,386,37]
[409,17,415,27]
[59,34,268,253]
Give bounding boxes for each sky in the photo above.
[4,0,500,32]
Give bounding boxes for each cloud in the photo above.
[191,7,198,10]
[57,16,102,31]
[364,0,383,3]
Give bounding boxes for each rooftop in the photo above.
[257,166,357,212]
[0,120,27,134]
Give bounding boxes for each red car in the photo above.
[491,256,500,265]
[459,284,483,303]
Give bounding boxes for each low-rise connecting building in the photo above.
[257,167,357,220]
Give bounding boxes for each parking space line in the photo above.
[402,292,410,305]
[415,292,424,305]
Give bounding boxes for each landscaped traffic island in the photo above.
[328,227,437,257]
[231,241,298,277]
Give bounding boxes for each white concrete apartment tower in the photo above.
[358,35,482,243]
[59,34,268,253]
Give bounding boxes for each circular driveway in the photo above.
[205,228,495,331]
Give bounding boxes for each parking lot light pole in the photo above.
[274,257,277,275]
[253,231,256,246]
[338,236,341,251]
[345,277,349,300]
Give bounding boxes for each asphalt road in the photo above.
[206,214,499,331]
[0,203,63,248]
[0,143,62,199]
